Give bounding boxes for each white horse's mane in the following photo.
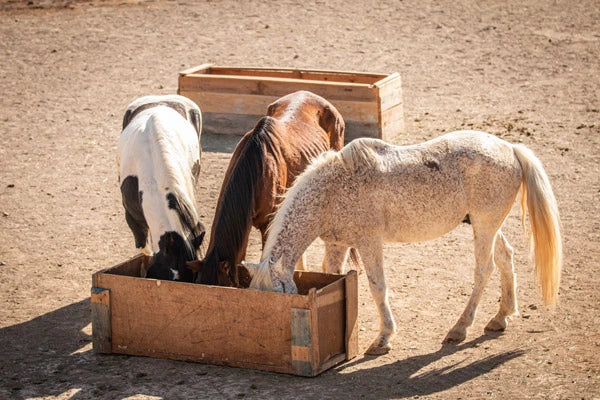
[260,138,387,262]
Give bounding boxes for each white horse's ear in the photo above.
[240,261,259,277]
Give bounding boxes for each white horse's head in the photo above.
[243,257,294,293]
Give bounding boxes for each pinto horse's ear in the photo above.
[186,260,204,273]
[188,108,202,137]
[192,231,205,250]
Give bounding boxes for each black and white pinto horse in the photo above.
[118,95,206,282]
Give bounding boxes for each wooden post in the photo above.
[91,287,111,354]
[290,306,314,376]
[344,270,359,360]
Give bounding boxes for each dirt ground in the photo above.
[0,0,599,398]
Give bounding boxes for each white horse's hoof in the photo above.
[485,317,508,332]
[443,328,466,343]
[365,338,392,355]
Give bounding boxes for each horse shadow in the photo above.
[0,298,524,399]
[200,132,241,154]
[326,334,525,398]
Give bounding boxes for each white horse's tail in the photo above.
[513,145,562,306]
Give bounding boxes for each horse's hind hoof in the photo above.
[365,337,392,356]
[443,329,466,344]
[484,318,507,332]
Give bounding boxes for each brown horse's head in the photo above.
[186,251,252,288]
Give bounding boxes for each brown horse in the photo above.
[187,90,345,286]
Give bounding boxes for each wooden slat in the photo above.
[375,73,403,112]
[197,112,380,140]
[208,66,387,84]
[91,287,111,354]
[181,90,379,124]
[178,63,214,77]
[291,307,313,376]
[179,74,378,102]
[344,270,359,360]
[316,280,345,368]
[380,103,406,141]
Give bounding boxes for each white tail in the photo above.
[513,145,562,306]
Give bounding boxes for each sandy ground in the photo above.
[1,0,599,399]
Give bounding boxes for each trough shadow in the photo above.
[327,334,525,398]
[0,299,525,399]
[200,132,242,154]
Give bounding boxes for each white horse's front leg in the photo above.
[359,239,396,355]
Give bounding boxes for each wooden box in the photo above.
[91,254,358,376]
[178,63,404,141]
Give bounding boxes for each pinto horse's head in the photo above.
[146,230,205,282]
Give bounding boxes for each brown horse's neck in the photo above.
[199,117,278,285]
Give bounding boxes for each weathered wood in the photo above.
[91,287,111,354]
[91,254,358,376]
[344,270,359,360]
[178,64,405,141]
[316,281,345,367]
[179,74,378,103]
[208,66,388,84]
[291,307,314,376]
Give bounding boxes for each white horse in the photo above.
[244,130,562,355]
[118,94,206,282]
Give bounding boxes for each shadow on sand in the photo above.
[0,297,524,399]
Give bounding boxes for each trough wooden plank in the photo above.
[208,66,387,84]
[91,287,111,354]
[291,307,314,376]
[180,90,379,124]
[380,103,405,140]
[344,270,359,360]
[316,279,345,368]
[178,63,214,76]
[375,72,403,112]
[179,74,378,102]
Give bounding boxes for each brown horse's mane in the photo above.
[198,116,282,284]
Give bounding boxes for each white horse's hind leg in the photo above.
[295,253,307,271]
[359,239,396,355]
[322,242,349,274]
[444,226,497,343]
[486,231,519,331]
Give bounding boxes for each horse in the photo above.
[244,130,562,355]
[186,90,346,287]
[118,94,206,282]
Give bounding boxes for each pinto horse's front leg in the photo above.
[359,238,396,355]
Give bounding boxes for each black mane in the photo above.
[199,117,279,285]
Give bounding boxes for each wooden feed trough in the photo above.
[91,254,358,377]
[178,63,404,141]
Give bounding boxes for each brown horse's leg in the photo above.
[444,223,497,343]
[486,231,519,331]
[322,242,349,274]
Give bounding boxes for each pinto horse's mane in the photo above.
[199,116,283,284]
